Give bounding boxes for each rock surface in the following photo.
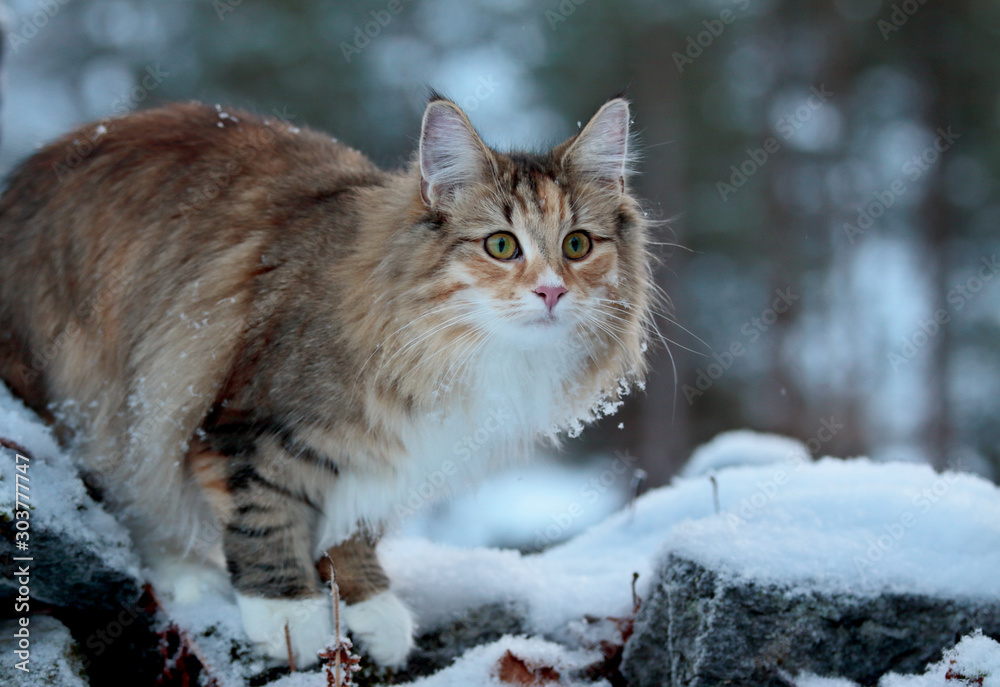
[622,553,1000,687]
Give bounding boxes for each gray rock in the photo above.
[0,616,89,686]
[621,553,1000,687]
[394,600,528,681]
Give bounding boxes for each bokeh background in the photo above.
[2,0,998,549]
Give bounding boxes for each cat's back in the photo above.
[0,101,385,415]
[0,101,383,245]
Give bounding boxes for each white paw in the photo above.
[235,593,333,668]
[341,591,415,668]
[148,557,230,605]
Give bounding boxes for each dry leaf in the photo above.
[495,650,560,685]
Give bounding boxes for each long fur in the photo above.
[0,97,653,596]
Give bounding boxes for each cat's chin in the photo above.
[495,315,576,348]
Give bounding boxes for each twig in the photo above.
[285,622,296,672]
[320,553,361,687]
[147,584,221,687]
[630,572,641,612]
[709,475,720,514]
[0,437,33,458]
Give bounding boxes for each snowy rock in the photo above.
[0,387,142,614]
[622,458,1000,687]
[623,553,1000,687]
[679,429,811,477]
[0,615,88,686]
[403,601,528,678]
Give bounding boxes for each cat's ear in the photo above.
[560,98,632,192]
[418,99,493,208]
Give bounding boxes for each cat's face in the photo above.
[414,98,651,355]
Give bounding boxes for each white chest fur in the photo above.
[312,339,588,555]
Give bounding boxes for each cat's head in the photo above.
[364,96,654,412]
[412,96,652,357]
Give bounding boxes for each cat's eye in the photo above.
[562,231,592,260]
[485,232,519,260]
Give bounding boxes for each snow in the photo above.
[0,386,140,579]
[392,636,604,687]
[679,428,811,477]
[795,676,862,687]
[402,454,632,549]
[389,454,1000,646]
[4,390,999,686]
[877,631,1000,686]
[266,636,604,687]
[666,457,1000,599]
[0,616,87,686]
[165,440,1000,684]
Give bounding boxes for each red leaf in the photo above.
[495,650,561,685]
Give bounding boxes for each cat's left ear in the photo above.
[419,98,493,208]
[560,98,632,192]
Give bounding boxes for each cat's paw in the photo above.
[235,593,333,668]
[341,591,415,668]
[148,557,231,604]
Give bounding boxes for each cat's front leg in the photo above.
[318,532,415,667]
[222,444,333,668]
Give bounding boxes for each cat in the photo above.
[0,94,653,668]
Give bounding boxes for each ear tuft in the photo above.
[418,99,491,208]
[561,98,632,190]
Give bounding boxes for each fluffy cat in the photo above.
[0,94,653,668]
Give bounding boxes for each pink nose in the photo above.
[534,285,567,311]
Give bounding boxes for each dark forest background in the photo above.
[2,0,998,489]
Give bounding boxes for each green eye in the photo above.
[563,231,591,260]
[485,232,519,260]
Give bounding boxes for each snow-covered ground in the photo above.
[111,431,1000,685]
[2,385,999,686]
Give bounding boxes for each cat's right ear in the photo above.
[418,99,492,208]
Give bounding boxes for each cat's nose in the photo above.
[534,285,567,311]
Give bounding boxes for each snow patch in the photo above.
[877,631,1000,686]
[680,428,810,477]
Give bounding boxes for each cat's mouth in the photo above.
[524,310,565,328]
